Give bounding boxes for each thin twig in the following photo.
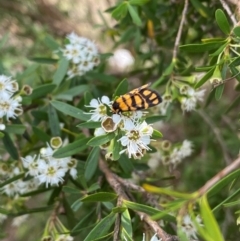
[197,109,231,165]
[220,0,237,26]
[99,158,179,241]
[114,174,163,209]
[197,155,240,196]
[172,0,189,60]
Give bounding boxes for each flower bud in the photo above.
[210,67,222,85]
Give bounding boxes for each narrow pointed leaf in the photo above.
[51,100,89,121]
[31,84,56,99]
[5,124,26,134]
[215,9,231,35]
[113,78,128,98]
[214,84,224,100]
[53,58,69,86]
[2,132,19,160]
[127,4,142,26]
[87,133,115,146]
[81,192,117,202]
[53,137,90,158]
[48,104,61,136]
[84,147,100,181]
[83,212,116,241]
[200,195,224,241]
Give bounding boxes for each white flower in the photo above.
[0,75,19,99]
[112,111,143,129]
[0,95,22,120]
[12,214,29,227]
[37,159,66,187]
[157,94,172,115]
[181,87,206,112]
[2,181,19,196]
[119,121,153,158]
[21,155,39,176]
[61,33,99,78]
[94,127,107,136]
[179,140,193,158]
[170,148,182,167]
[85,96,111,122]
[66,159,78,179]
[180,214,202,240]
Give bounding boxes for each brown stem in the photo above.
[99,158,179,241]
[197,155,240,196]
[172,0,189,60]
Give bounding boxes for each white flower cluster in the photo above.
[0,142,77,197]
[61,32,100,78]
[86,96,155,159]
[180,85,205,112]
[21,143,77,188]
[0,75,22,126]
[148,140,193,169]
[157,85,205,115]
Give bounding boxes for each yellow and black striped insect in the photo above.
[112,83,162,113]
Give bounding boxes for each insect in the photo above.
[112,83,162,113]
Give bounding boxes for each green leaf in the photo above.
[225,95,240,114]
[123,200,175,222]
[230,65,240,82]
[2,132,19,160]
[129,0,149,5]
[215,9,231,35]
[62,186,80,194]
[5,124,26,134]
[195,67,215,88]
[83,212,116,241]
[71,209,96,235]
[152,129,163,138]
[87,182,101,193]
[31,84,56,99]
[0,132,4,138]
[121,228,134,241]
[121,209,132,238]
[87,133,115,146]
[112,135,121,161]
[145,115,165,124]
[200,195,224,241]
[81,192,117,202]
[127,4,142,26]
[48,104,61,136]
[51,100,89,121]
[229,56,240,67]
[53,58,69,86]
[32,126,51,142]
[86,72,118,84]
[55,85,89,101]
[113,78,128,98]
[233,26,240,37]
[214,84,224,100]
[0,173,25,188]
[118,155,134,174]
[112,3,128,20]
[44,35,60,50]
[84,147,100,181]
[180,42,224,53]
[71,198,83,212]
[190,0,210,18]
[213,188,240,212]
[29,57,58,64]
[53,137,90,158]
[77,122,102,129]
[207,169,240,197]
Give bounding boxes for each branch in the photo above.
[172,0,189,60]
[99,158,179,241]
[197,109,232,165]
[197,155,240,196]
[220,0,237,26]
